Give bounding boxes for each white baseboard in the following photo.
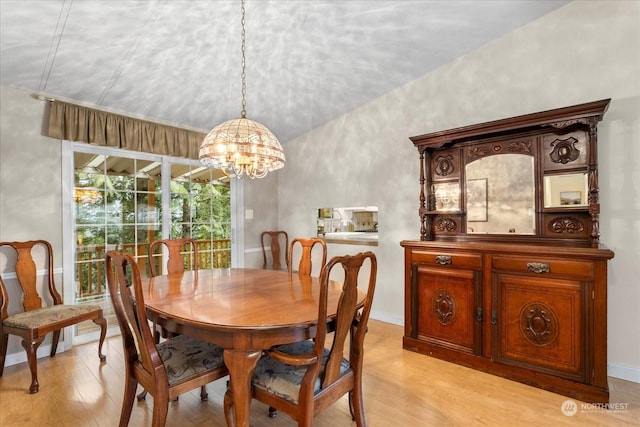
[4,343,59,367]
[608,362,640,383]
[370,312,403,326]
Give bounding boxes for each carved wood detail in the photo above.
[547,118,588,129]
[506,140,533,154]
[549,137,580,164]
[433,289,456,325]
[520,302,559,346]
[434,217,457,233]
[434,154,455,176]
[467,146,491,162]
[548,216,585,234]
[467,140,532,162]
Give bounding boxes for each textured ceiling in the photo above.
[0,0,568,144]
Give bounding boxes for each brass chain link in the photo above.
[240,0,247,118]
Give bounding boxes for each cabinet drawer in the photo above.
[492,256,593,279]
[411,250,482,269]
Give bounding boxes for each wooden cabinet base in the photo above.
[401,241,613,405]
[403,336,609,404]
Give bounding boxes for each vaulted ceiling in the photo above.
[0,0,568,144]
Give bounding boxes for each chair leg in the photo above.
[0,332,8,377]
[93,315,108,361]
[350,386,366,427]
[120,377,138,427]
[200,385,208,401]
[151,399,169,427]
[348,390,356,420]
[50,330,61,357]
[268,406,278,418]
[21,337,44,393]
[137,389,148,401]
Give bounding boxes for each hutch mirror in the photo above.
[410,98,611,247]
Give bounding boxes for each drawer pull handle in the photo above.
[527,262,550,274]
[435,255,452,265]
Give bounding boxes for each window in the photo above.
[63,143,235,343]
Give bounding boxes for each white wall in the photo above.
[277,0,640,382]
[0,86,64,359]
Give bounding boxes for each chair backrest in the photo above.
[288,237,327,277]
[106,251,165,385]
[315,251,377,389]
[261,230,289,270]
[148,238,198,277]
[0,240,61,315]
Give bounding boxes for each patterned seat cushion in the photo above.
[157,335,227,386]
[2,304,101,329]
[252,341,351,403]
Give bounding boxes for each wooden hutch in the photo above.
[400,99,614,403]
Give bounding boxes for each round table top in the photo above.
[143,268,360,330]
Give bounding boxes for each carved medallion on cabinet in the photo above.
[434,154,455,177]
[433,289,456,325]
[520,302,559,346]
[543,131,588,171]
[431,148,460,180]
[549,137,580,164]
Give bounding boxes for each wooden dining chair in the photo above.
[144,238,207,401]
[147,238,198,340]
[261,230,289,270]
[288,237,327,278]
[148,238,198,278]
[106,251,229,427]
[0,240,106,393]
[249,237,328,417]
[225,251,377,427]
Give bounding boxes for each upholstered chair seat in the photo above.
[157,335,226,387]
[252,341,350,403]
[4,304,102,330]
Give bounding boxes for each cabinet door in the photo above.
[413,265,481,354]
[494,274,586,381]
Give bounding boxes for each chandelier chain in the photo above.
[240,0,247,118]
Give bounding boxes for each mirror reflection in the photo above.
[465,154,535,235]
[544,173,588,207]
[433,182,460,211]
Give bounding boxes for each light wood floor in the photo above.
[1,320,638,427]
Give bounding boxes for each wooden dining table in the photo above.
[142,267,365,427]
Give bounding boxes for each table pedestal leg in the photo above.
[223,349,261,427]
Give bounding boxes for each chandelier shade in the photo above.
[199,117,285,179]
[199,0,284,179]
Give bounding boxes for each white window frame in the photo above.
[61,142,243,348]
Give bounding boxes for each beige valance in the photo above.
[47,100,205,160]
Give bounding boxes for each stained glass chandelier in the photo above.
[199,0,285,179]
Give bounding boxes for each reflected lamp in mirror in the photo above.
[433,183,460,211]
